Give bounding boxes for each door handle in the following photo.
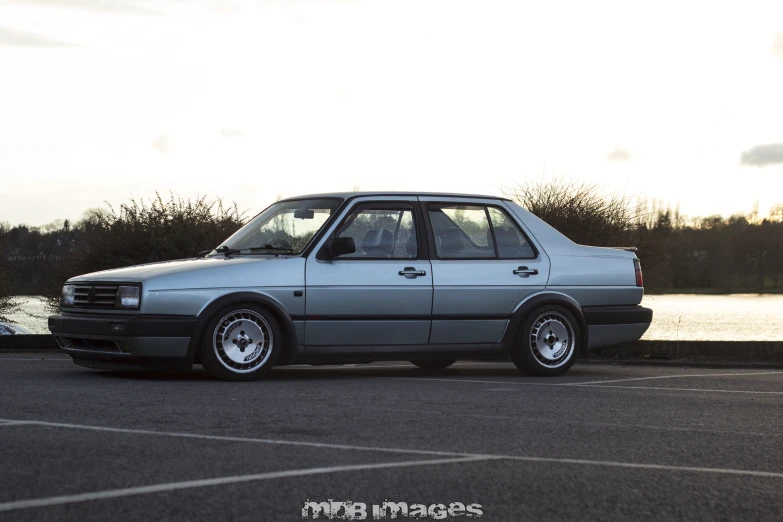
[513,266,538,277]
[399,267,426,278]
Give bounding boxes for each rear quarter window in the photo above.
[488,207,536,259]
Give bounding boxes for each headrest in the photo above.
[362,229,394,257]
[438,227,462,256]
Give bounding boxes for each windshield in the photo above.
[212,198,342,256]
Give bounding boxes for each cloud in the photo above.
[606,147,631,162]
[7,0,153,15]
[774,34,783,60]
[152,135,171,154]
[220,128,246,138]
[0,26,72,47]
[740,143,783,167]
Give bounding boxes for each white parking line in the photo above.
[0,419,476,458]
[572,371,783,386]
[3,418,783,483]
[501,456,783,479]
[573,384,783,395]
[390,377,783,395]
[0,456,493,513]
[0,421,31,427]
[363,406,783,439]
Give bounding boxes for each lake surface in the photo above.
[7,294,783,340]
[7,296,52,335]
[639,294,783,341]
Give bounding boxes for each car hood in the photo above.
[67,255,305,291]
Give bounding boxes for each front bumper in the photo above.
[582,305,653,350]
[48,313,198,370]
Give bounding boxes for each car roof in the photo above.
[279,191,511,202]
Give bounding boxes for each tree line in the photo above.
[1,182,782,320]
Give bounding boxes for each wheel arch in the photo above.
[503,291,589,354]
[183,292,299,370]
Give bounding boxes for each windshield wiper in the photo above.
[216,244,295,257]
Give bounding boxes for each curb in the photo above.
[588,340,783,361]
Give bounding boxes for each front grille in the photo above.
[72,284,120,308]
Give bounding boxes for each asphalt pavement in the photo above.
[1,354,782,521]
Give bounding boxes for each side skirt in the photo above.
[290,343,508,364]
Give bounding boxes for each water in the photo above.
[7,294,783,340]
[5,296,51,334]
[640,294,783,341]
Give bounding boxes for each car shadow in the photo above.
[74,362,599,382]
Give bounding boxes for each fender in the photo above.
[502,291,589,354]
[182,292,299,370]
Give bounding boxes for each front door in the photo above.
[421,198,550,344]
[305,198,433,348]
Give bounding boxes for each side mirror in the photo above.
[318,237,356,259]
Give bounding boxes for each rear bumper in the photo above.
[48,313,197,370]
[582,305,653,326]
[582,305,653,350]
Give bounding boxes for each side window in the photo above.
[487,207,536,259]
[334,204,418,259]
[428,205,495,259]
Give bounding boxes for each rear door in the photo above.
[421,198,550,344]
[305,197,433,348]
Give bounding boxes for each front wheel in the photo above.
[511,305,580,376]
[198,304,281,381]
[410,359,456,370]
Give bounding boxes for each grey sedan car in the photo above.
[49,192,652,380]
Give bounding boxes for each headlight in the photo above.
[62,285,75,306]
[116,286,140,309]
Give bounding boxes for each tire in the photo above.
[410,359,456,370]
[511,305,580,376]
[198,303,281,381]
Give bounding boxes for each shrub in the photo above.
[45,193,246,311]
[503,176,637,247]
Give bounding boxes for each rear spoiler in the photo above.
[609,246,638,252]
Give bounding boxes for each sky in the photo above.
[1,0,782,226]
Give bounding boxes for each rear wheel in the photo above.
[511,305,579,376]
[198,304,281,381]
[410,359,456,370]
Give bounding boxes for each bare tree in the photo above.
[503,176,638,246]
[770,203,783,223]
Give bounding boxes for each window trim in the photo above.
[486,205,539,260]
[424,202,539,261]
[329,201,424,261]
[486,206,500,258]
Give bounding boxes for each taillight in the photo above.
[633,259,643,287]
